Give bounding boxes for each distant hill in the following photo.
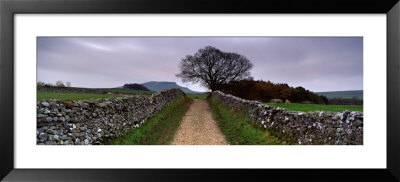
[141,81,202,94]
[122,83,150,91]
[316,90,363,100]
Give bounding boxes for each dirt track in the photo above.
[171,99,228,145]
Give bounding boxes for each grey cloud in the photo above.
[37,37,362,92]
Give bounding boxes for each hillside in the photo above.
[316,90,363,100]
[142,81,202,94]
[122,83,150,91]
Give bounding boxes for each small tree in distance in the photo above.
[37,81,45,88]
[56,80,65,87]
[66,81,71,87]
[176,46,253,91]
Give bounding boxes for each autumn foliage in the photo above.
[217,80,329,104]
[122,83,150,91]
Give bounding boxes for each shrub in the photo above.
[217,80,328,104]
[122,83,150,91]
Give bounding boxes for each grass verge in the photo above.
[209,97,281,145]
[186,93,207,100]
[110,96,191,145]
[263,102,363,112]
[37,91,123,101]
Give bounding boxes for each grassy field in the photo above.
[110,96,191,145]
[264,102,363,112]
[209,97,281,145]
[186,93,207,100]
[37,91,124,101]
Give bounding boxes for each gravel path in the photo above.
[171,99,229,145]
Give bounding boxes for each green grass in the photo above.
[263,102,363,112]
[209,97,281,145]
[106,88,156,95]
[186,93,207,100]
[110,96,191,145]
[37,91,123,101]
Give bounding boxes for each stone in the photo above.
[45,141,56,145]
[72,102,79,107]
[60,135,69,140]
[53,135,60,141]
[64,100,74,108]
[353,119,363,127]
[45,117,53,122]
[96,103,106,108]
[44,109,51,114]
[38,133,48,141]
[270,99,283,103]
[48,135,54,141]
[80,127,87,132]
[46,129,58,135]
[41,102,50,107]
[65,115,71,122]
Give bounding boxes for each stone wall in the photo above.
[212,91,363,145]
[36,89,185,145]
[38,87,113,94]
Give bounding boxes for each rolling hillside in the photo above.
[316,90,363,100]
[142,81,202,94]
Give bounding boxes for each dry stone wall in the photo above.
[37,87,151,95]
[36,89,185,145]
[212,91,363,145]
[38,87,113,94]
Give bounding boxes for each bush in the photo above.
[37,82,45,88]
[217,80,328,104]
[122,83,150,91]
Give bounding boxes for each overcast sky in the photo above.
[37,37,363,92]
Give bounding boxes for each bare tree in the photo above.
[176,46,253,91]
[66,81,71,87]
[55,80,65,87]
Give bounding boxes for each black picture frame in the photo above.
[1,0,399,181]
